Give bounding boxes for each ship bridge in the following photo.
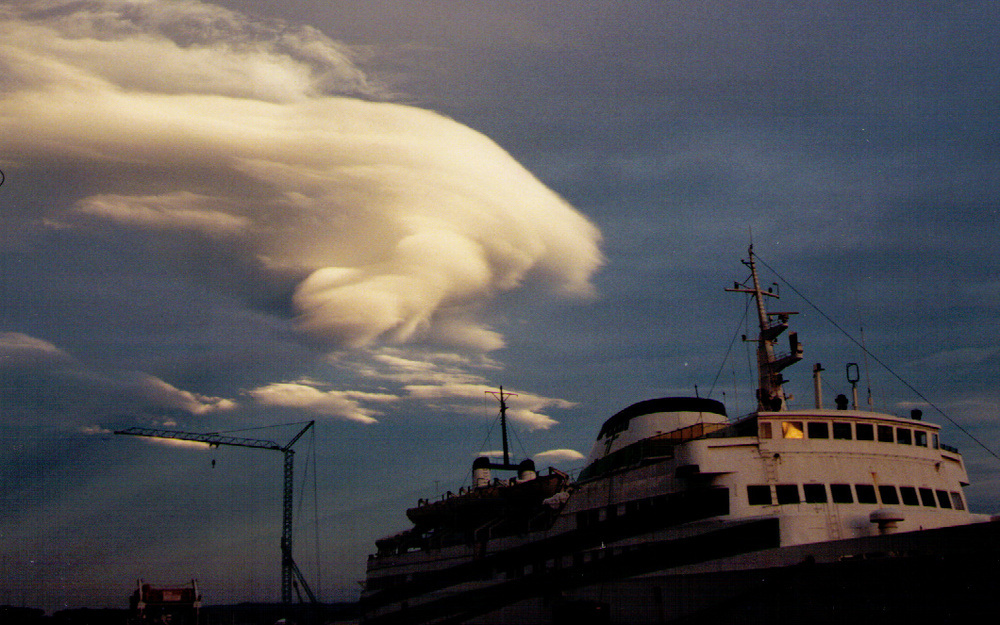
[579,397,728,481]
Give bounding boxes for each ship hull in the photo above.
[361,519,1000,624]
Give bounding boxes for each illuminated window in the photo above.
[856,423,875,440]
[896,428,912,445]
[776,484,801,504]
[878,485,900,505]
[807,422,829,439]
[830,484,853,503]
[782,421,804,439]
[832,422,853,440]
[855,484,878,504]
[900,487,920,506]
[803,484,827,503]
[747,485,772,505]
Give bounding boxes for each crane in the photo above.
[115,421,318,605]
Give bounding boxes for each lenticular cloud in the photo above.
[0,0,603,353]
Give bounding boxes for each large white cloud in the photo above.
[0,0,603,354]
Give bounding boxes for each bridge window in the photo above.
[877,425,894,442]
[782,421,804,439]
[759,422,772,439]
[919,488,937,507]
[747,485,772,505]
[803,484,827,503]
[896,428,912,445]
[936,490,953,509]
[807,422,829,439]
[855,484,878,504]
[830,484,853,503]
[899,486,920,506]
[914,431,928,447]
[856,423,875,441]
[951,492,965,510]
[878,485,900,505]
[832,422,853,440]
[776,484,800,504]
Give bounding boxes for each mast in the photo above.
[726,245,804,411]
[486,386,519,470]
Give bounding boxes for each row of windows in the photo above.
[747,483,965,510]
[576,488,730,529]
[760,420,939,449]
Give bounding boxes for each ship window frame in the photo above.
[832,422,853,440]
[877,425,895,442]
[932,434,940,449]
[899,486,920,506]
[914,430,928,447]
[878,485,900,505]
[856,423,875,441]
[855,484,878,504]
[747,485,773,505]
[951,491,965,510]
[896,428,912,445]
[830,483,853,503]
[782,421,804,439]
[803,483,828,503]
[775,484,801,504]
[919,487,937,507]
[807,422,829,439]
[759,422,772,439]
[936,489,953,509]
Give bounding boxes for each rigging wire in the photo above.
[753,252,1000,462]
[708,292,754,402]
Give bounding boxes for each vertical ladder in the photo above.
[825,502,843,540]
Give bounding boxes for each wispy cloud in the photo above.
[533,448,585,464]
[247,381,390,424]
[0,331,237,425]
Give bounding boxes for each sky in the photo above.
[1,0,999,612]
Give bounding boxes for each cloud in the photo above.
[0,332,237,424]
[0,332,74,367]
[247,381,391,423]
[908,347,1000,369]
[533,448,585,464]
[128,373,238,415]
[402,382,574,430]
[1,0,603,356]
[74,191,251,236]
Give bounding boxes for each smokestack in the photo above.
[473,456,492,488]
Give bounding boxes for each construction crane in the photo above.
[115,421,318,605]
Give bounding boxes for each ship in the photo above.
[360,246,1000,624]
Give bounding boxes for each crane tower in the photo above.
[115,421,317,604]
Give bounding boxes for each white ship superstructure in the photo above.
[361,247,997,625]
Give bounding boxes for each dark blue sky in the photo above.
[2,0,999,611]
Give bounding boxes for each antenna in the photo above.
[859,315,874,409]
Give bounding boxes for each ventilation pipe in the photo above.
[813,363,824,409]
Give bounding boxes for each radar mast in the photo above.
[726,245,804,411]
